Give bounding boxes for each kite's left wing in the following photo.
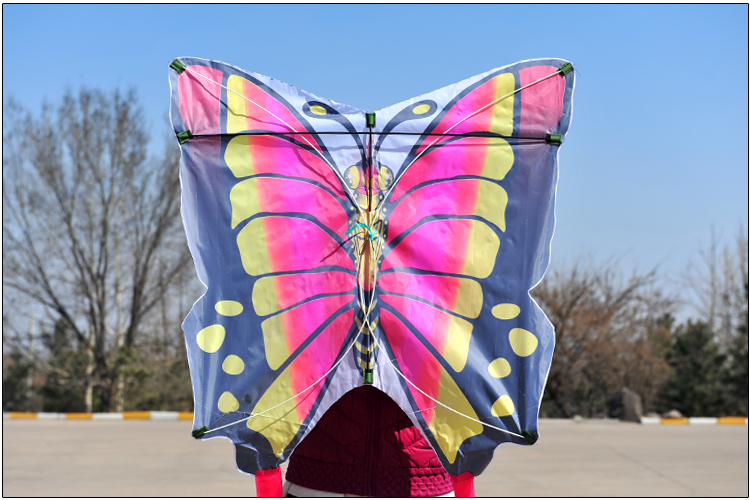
[170,58,367,473]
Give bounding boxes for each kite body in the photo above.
[169,57,574,478]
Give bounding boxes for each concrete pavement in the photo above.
[479,419,748,497]
[3,419,747,497]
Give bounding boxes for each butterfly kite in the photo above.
[169,56,574,494]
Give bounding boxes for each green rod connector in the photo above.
[522,429,538,444]
[177,130,194,144]
[558,62,574,77]
[363,368,374,385]
[545,133,563,146]
[365,113,376,128]
[192,426,208,439]
[170,59,187,74]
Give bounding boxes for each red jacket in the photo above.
[285,385,454,497]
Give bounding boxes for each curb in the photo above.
[2,411,193,421]
[4,412,746,425]
[639,416,747,425]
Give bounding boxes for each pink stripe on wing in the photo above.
[415,78,497,156]
[288,311,355,419]
[387,179,480,242]
[381,219,472,275]
[380,309,441,425]
[380,295,451,355]
[379,273,462,314]
[270,272,356,311]
[249,136,346,198]
[256,177,348,235]
[240,79,307,136]
[263,216,354,273]
[391,138,489,201]
[178,66,224,135]
[519,66,565,136]
[279,295,356,357]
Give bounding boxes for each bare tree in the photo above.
[683,227,749,351]
[3,89,193,412]
[532,259,676,417]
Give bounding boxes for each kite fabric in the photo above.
[169,57,575,479]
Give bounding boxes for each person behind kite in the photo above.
[283,384,461,497]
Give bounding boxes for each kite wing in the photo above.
[169,57,574,479]
[372,60,574,474]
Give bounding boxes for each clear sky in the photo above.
[3,4,748,316]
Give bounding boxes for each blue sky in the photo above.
[3,4,748,317]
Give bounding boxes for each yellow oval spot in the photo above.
[492,303,520,320]
[222,355,245,375]
[310,105,327,115]
[413,104,430,115]
[509,328,538,357]
[217,391,240,413]
[196,324,225,353]
[488,358,511,378]
[215,300,243,316]
[491,395,515,417]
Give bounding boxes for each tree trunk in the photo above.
[113,373,125,412]
[25,312,36,409]
[84,354,95,413]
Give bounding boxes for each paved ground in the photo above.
[3,419,747,497]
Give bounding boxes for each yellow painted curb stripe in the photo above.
[9,412,37,419]
[660,418,689,425]
[122,411,151,420]
[178,412,194,420]
[66,413,94,420]
[718,416,748,425]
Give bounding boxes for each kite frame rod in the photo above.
[181,130,549,141]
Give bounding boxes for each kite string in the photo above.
[182,67,369,223]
